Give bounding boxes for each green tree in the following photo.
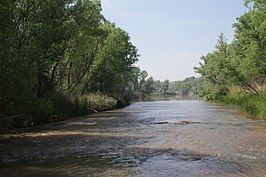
[86,22,139,105]
[231,0,266,94]
[195,0,266,99]
[130,67,154,98]
[0,0,140,127]
[194,34,232,99]
[162,79,169,93]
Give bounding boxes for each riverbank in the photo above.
[217,93,266,119]
[0,93,123,133]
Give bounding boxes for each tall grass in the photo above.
[0,92,119,132]
[218,92,266,119]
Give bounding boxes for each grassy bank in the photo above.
[217,93,266,119]
[0,93,120,132]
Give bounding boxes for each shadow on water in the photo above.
[134,95,200,102]
[0,129,253,177]
[0,145,248,177]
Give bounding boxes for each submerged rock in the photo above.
[154,120,199,125]
[154,121,169,124]
[175,120,195,125]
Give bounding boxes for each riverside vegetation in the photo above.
[0,0,156,131]
[1,0,265,131]
[194,0,266,118]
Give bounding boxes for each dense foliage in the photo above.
[148,77,203,97]
[194,0,266,117]
[0,0,141,128]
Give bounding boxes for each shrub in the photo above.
[86,93,117,112]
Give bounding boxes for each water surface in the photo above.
[0,100,265,177]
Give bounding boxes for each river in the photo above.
[0,100,265,177]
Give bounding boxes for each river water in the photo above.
[0,100,265,177]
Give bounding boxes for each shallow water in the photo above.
[0,100,265,177]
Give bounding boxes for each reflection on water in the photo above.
[0,100,266,177]
[135,95,199,102]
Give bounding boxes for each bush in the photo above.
[86,93,117,112]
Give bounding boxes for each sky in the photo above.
[101,0,247,81]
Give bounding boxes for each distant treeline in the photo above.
[151,77,204,97]
[131,75,204,99]
[194,0,266,118]
[0,0,152,129]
